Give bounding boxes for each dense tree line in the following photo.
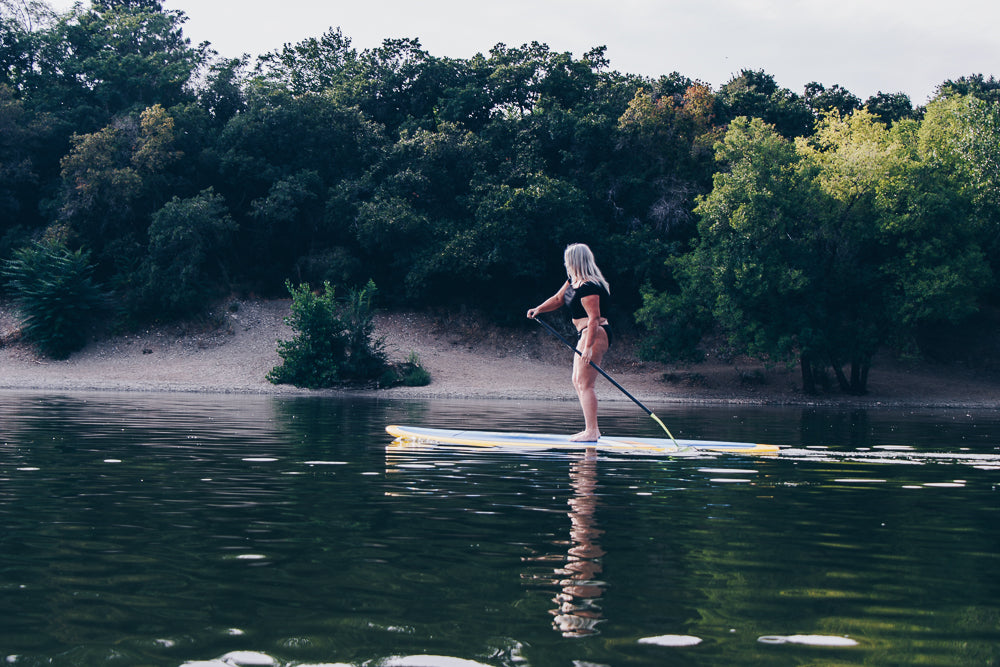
[2,0,998,391]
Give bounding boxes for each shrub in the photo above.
[379,350,432,387]
[3,240,105,359]
[399,351,432,386]
[267,279,388,388]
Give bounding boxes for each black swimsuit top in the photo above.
[563,281,609,320]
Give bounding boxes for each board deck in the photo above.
[386,425,780,455]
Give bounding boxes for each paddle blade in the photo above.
[650,413,680,447]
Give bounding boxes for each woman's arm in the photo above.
[527,282,570,319]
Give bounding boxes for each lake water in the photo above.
[1,391,999,666]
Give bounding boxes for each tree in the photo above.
[601,82,721,304]
[864,91,917,125]
[199,56,248,126]
[57,104,182,275]
[217,89,385,195]
[1,3,67,246]
[142,187,236,317]
[484,41,550,117]
[682,117,824,385]
[0,83,54,243]
[643,110,992,395]
[717,69,814,138]
[912,94,1000,303]
[353,37,446,134]
[215,89,387,291]
[254,27,358,96]
[459,171,591,304]
[429,52,495,131]
[803,82,861,117]
[38,0,206,119]
[247,169,325,286]
[918,94,1000,220]
[803,110,990,382]
[352,122,484,305]
[613,83,719,236]
[1,0,56,91]
[0,0,53,31]
[794,111,913,391]
[935,74,1000,105]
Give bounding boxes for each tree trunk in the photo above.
[800,353,817,394]
[829,354,852,393]
[849,356,870,395]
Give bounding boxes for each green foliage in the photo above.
[634,266,713,363]
[805,109,990,330]
[460,172,591,288]
[198,57,248,125]
[918,94,1000,274]
[0,84,55,235]
[717,69,815,138]
[379,350,432,387]
[399,351,431,386]
[804,82,862,117]
[142,187,237,317]
[42,0,206,117]
[4,5,1000,396]
[267,279,388,388]
[863,91,917,125]
[642,110,993,395]
[247,168,324,284]
[613,84,718,238]
[3,238,104,358]
[57,104,182,273]
[936,74,1000,105]
[254,27,359,96]
[215,90,386,290]
[694,117,819,361]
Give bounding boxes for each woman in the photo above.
[527,243,612,442]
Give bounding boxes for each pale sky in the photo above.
[51,0,1000,104]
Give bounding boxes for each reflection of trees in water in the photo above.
[550,449,606,637]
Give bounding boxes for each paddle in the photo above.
[533,316,681,448]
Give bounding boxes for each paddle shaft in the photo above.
[533,316,680,447]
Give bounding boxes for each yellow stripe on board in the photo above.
[612,439,777,454]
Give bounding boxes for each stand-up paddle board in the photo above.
[386,425,780,455]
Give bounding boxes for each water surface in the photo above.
[1,392,998,666]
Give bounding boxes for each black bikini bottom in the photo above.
[577,323,613,348]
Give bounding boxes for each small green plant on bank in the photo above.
[379,350,431,387]
[3,240,105,359]
[268,279,395,388]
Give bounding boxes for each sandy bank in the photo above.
[2,299,999,409]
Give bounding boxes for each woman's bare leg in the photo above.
[570,329,608,442]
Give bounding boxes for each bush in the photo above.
[379,351,432,387]
[267,279,388,388]
[399,351,432,386]
[3,240,105,359]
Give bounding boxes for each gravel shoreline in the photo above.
[2,299,999,409]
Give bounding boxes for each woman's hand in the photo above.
[527,282,570,320]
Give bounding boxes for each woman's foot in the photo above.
[569,429,601,442]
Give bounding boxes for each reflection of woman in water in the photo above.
[551,448,606,637]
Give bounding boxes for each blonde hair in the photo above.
[564,243,610,293]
